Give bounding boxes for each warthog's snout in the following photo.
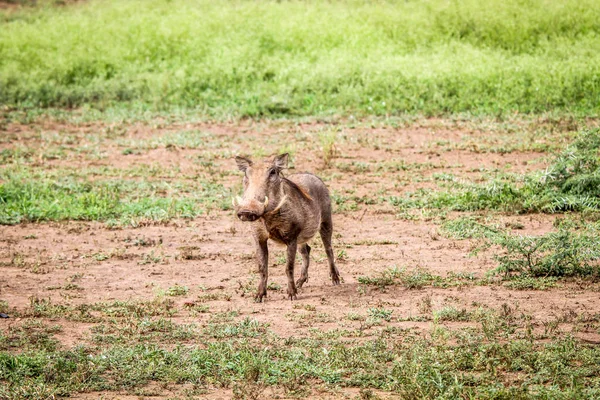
[237,210,260,221]
[233,196,269,222]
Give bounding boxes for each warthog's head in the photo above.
[233,153,289,222]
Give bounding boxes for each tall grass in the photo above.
[1,0,600,117]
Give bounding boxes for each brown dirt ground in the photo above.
[1,119,599,398]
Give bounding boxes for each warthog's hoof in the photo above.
[331,274,341,285]
[287,288,298,301]
[254,292,267,303]
[296,276,308,288]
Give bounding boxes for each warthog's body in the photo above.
[233,154,340,301]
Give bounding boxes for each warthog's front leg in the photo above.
[286,239,298,300]
[255,239,269,302]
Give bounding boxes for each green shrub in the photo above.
[420,129,600,214]
[492,230,600,278]
[530,129,600,212]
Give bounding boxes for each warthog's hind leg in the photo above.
[320,216,340,285]
[296,244,311,288]
[285,239,298,300]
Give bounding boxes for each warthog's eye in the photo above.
[269,169,277,178]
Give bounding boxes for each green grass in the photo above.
[0,321,62,352]
[90,318,197,345]
[391,128,600,214]
[432,306,472,323]
[503,276,558,290]
[358,266,480,290]
[1,0,600,118]
[19,297,177,322]
[2,314,600,399]
[3,291,600,398]
[0,172,232,225]
[441,216,500,240]
[367,307,393,322]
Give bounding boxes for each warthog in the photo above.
[233,153,341,301]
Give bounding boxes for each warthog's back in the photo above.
[286,173,332,244]
[287,173,332,212]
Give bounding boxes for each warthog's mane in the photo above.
[281,176,313,201]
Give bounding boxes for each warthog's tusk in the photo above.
[236,196,243,205]
[232,197,236,207]
[263,196,269,208]
[267,195,287,215]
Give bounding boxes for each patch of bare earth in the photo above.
[3,213,598,339]
[1,119,597,398]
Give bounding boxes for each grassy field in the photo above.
[2,1,600,399]
[1,0,600,118]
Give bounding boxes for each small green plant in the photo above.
[402,269,438,289]
[368,307,393,322]
[96,298,176,318]
[232,363,266,400]
[418,295,433,315]
[275,253,287,265]
[532,129,600,212]
[347,312,365,321]
[357,267,403,288]
[196,292,232,302]
[318,129,338,168]
[0,300,9,314]
[138,251,168,265]
[184,302,210,315]
[433,307,471,323]
[336,249,348,261]
[166,284,189,297]
[92,252,110,261]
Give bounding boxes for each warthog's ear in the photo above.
[273,153,289,171]
[235,156,253,172]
